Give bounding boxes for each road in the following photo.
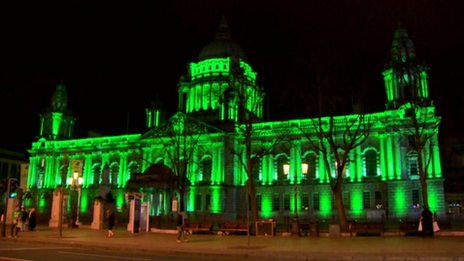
[0,241,263,261]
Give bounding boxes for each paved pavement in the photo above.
[2,225,464,260]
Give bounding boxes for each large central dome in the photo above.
[197,17,247,62]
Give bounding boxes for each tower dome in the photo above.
[197,16,247,62]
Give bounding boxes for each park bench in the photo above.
[218,222,250,235]
[184,223,213,234]
[349,221,384,236]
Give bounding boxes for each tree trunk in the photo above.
[333,181,347,230]
[246,123,259,223]
[417,152,429,209]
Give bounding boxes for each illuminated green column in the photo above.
[116,190,125,212]
[394,135,402,180]
[262,154,274,185]
[355,146,363,182]
[80,189,89,214]
[190,147,199,185]
[44,156,55,188]
[202,83,210,110]
[382,69,394,102]
[261,191,273,218]
[386,134,395,180]
[261,154,269,185]
[187,87,193,113]
[195,84,201,111]
[320,188,332,218]
[349,151,356,182]
[379,134,387,181]
[51,112,63,139]
[188,187,196,212]
[118,152,128,188]
[27,156,38,189]
[350,184,363,218]
[389,181,408,218]
[420,71,429,98]
[318,151,326,183]
[53,157,61,187]
[83,154,92,188]
[212,145,223,185]
[432,135,442,178]
[210,186,222,213]
[290,141,302,184]
[233,145,242,186]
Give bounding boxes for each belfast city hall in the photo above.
[25,18,445,228]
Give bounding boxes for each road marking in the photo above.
[0,257,33,261]
[57,251,151,261]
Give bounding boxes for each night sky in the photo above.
[0,0,463,153]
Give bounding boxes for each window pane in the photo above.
[363,191,370,209]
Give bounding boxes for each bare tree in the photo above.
[154,112,215,212]
[405,83,440,210]
[299,58,374,230]
[226,59,266,223]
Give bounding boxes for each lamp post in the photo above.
[67,172,83,227]
[283,162,308,236]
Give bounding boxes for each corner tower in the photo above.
[39,82,77,140]
[178,17,264,126]
[382,24,432,110]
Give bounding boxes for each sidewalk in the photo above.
[2,225,464,260]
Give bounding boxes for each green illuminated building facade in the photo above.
[27,21,444,225]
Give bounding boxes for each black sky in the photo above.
[0,0,463,153]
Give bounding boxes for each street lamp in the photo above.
[67,172,83,227]
[283,162,308,236]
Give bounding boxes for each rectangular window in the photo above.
[408,135,416,148]
[284,194,290,211]
[313,193,320,211]
[256,194,262,211]
[375,191,382,208]
[195,194,202,211]
[272,194,280,211]
[205,194,211,211]
[412,189,420,208]
[363,191,371,209]
[343,192,351,210]
[409,159,418,176]
[302,192,309,211]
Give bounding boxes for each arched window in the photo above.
[201,157,212,183]
[110,162,119,185]
[92,163,101,186]
[128,161,139,174]
[365,150,378,177]
[303,152,317,179]
[251,156,260,182]
[276,154,288,181]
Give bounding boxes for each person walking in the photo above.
[176,211,188,243]
[28,207,37,231]
[105,208,115,237]
[105,191,115,238]
[10,206,21,238]
[420,206,434,237]
[20,207,28,232]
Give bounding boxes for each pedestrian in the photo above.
[420,206,434,237]
[176,211,188,243]
[10,206,21,238]
[20,207,28,232]
[105,208,115,238]
[28,207,37,231]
